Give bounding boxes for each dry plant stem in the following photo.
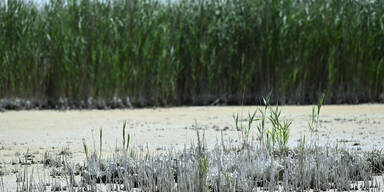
[99,128,103,160]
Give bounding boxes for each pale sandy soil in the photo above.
[0,104,383,191]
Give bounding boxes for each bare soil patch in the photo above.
[0,105,383,191]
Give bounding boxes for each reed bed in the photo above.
[1,0,384,108]
[74,139,384,191]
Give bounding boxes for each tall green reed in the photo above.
[1,0,383,108]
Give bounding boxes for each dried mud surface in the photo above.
[0,105,383,190]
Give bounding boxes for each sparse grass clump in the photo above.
[70,134,384,192]
[1,0,384,109]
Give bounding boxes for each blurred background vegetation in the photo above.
[0,0,383,108]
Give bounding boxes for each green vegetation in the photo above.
[233,96,292,154]
[309,93,325,133]
[1,0,384,108]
